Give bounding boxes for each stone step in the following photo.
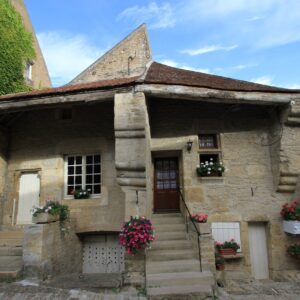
[0,246,23,256]
[152,213,182,219]
[0,256,23,269]
[151,239,192,250]
[147,271,214,288]
[152,217,185,225]
[154,224,186,232]
[0,238,23,247]
[0,269,22,280]
[146,259,201,274]
[0,231,23,239]
[147,249,198,261]
[277,185,296,193]
[147,283,213,299]
[155,231,187,241]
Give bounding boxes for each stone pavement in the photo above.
[0,280,147,300]
[217,277,300,300]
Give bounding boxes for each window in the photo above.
[25,61,33,81]
[212,222,242,252]
[198,134,223,176]
[65,154,101,197]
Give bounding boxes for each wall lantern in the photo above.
[186,140,193,152]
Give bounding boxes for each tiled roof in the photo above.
[0,76,139,101]
[144,62,298,93]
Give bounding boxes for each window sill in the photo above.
[198,177,224,183]
[62,198,102,207]
[223,253,244,260]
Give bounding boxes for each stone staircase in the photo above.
[0,230,23,280]
[146,213,215,299]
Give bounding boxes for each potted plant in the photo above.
[72,189,91,199]
[196,159,225,177]
[215,253,225,270]
[280,200,300,234]
[190,213,210,234]
[215,239,240,255]
[32,201,69,224]
[119,216,155,255]
[287,243,300,258]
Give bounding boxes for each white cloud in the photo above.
[246,16,265,22]
[117,2,175,29]
[181,44,238,56]
[251,75,273,86]
[159,59,210,73]
[232,64,257,70]
[37,31,104,86]
[284,83,300,89]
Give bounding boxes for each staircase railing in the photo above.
[178,188,202,272]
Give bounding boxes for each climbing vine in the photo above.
[0,0,35,95]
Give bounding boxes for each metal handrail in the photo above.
[178,188,202,272]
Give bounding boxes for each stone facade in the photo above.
[10,0,52,88]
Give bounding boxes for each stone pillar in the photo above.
[114,92,151,219]
[0,127,8,228]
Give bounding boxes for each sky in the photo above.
[25,0,300,88]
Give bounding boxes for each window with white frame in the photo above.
[212,222,242,252]
[65,154,101,197]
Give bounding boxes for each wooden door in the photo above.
[154,157,179,212]
[17,173,40,224]
[248,223,269,279]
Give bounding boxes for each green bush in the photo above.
[0,0,35,95]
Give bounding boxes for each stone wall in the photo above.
[3,101,124,232]
[148,98,299,279]
[23,220,82,279]
[0,128,8,228]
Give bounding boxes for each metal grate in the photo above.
[83,235,124,274]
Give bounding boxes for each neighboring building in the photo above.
[10,0,51,88]
[0,24,300,298]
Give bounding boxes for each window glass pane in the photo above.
[75,166,82,174]
[75,185,82,190]
[67,186,74,195]
[94,185,101,194]
[86,175,93,184]
[68,166,74,175]
[94,175,101,183]
[75,156,82,164]
[68,176,74,184]
[86,165,93,174]
[75,176,82,184]
[94,165,100,174]
[68,156,74,165]
[199,134,217,148]
[94,155,100,164]
[86,155,93,164]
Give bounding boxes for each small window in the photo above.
[25,61,33,81]
[212,222,242,252]
[199,134,217,149]
[65,154,101,197]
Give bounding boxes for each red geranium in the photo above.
[119,216,155,255]
[280,200,300,221]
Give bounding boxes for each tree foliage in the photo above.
[0,0,35,95]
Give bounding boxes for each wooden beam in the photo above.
[135,84,299,105]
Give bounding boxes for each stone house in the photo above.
[0,24,300,298]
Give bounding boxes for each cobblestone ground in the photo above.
[0,280,147,300]
[217,278,300,300]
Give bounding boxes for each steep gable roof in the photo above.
[69,24,152,85]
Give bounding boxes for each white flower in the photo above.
[205,161,208,164]
[218,168,222,171]
[220,162,223,165]
[208,168,211,171]
[196,165,200,168]
[210,158,213,161]
[207,172,211,174]
[210,162,213,165]
[79,192,82,195]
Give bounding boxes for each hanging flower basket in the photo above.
[219,248,237,256]
[215,239,240,256]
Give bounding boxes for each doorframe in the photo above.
[13,169,41,225]
[152,151,182,213]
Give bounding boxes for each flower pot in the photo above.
[32,213,59,224]
[219,248,237,256]
[194,222,211,235]
[283,221,300,234]
[216,264,225,271]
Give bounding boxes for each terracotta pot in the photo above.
[32,213,59,224]
[219,248,237,256]
[216,264,225,271]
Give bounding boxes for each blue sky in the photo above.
[26,0,300,88]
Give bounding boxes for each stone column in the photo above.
[0,127,8,228]
[114,92,151,220]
